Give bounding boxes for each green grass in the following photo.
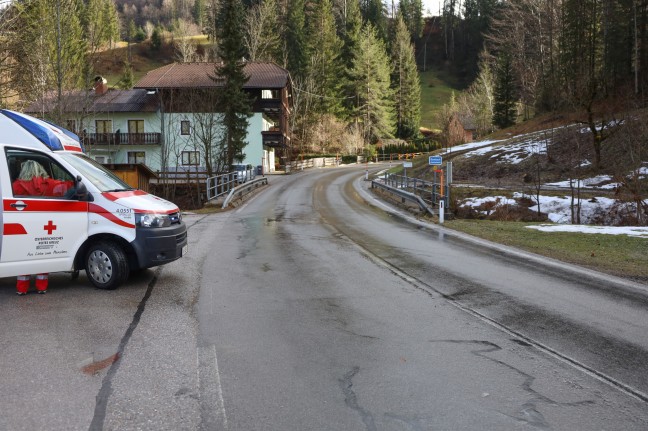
[419,68,463,130]
[444,219,648,282]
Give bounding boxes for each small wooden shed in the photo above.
[105,163,157,192]
[448,114,477,146]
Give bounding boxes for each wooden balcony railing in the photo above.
[82,132,161,146]
[262,130,286,147]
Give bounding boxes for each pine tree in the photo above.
[81,0,119,51]
[492,51,517,129]
[340,0,362,119]
[286,0,309,79]
[194,0,205,30]
[391,15,421,140]
[151,26,162,51]
[118,62,135,89]
[215,0,253,166]
[361,0,388,42]
[306,0,343,115]
[398,0,423,40]
[459,0,499,84]
[349,24,395,144]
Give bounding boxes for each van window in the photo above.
[6,149,75,198]
[59,152,132,192]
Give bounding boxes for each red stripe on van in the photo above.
[63,145,83,152]
[102,190,147,201]
[3,199,87,212]
[3,223,27,235]
[89,203,136,228]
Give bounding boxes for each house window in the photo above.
[262,89,279,99]
[181,120,191,135]
[128,151,145,164]
[95,120,112,133]
[94,156,107,164]
[181,151,200,166]
[128,119,144,133]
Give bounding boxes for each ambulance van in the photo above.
[0,109,187,289]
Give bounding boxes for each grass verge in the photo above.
[444,219,648,283]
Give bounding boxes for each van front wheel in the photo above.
[85,242,129,290]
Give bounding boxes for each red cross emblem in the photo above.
[44,220,57,235]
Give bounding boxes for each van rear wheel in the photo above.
[85,241,129,290]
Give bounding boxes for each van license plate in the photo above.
[182,244,188,256]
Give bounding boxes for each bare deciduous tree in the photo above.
[244,0,280,62]
[173,18,200,63]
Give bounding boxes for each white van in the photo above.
[0,109,187,289]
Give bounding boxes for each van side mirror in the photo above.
[74,175,92,201]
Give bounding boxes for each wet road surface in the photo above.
[197,166,648,430]
[1,165,647,430]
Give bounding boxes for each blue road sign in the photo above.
[429,155,443,165]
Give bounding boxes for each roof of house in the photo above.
[135,62,291,90]
[25,89,159,114]
[452,113,477,131]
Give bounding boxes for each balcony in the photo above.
[262,130,287,148]
[255,98,283,120]
[82,132,161,146]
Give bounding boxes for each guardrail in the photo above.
[206,172,240,201]
[371,171,450,221]
[222,177,268,208]
[381,173,448,207]
[205,169,259,201]
[371,180,436,217]
[288,157,337,171]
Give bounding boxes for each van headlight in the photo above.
[136,213,171,228]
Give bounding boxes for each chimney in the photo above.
[93,75,108,95]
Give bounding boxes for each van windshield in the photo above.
[59,153,133,192]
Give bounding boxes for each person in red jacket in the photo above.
[12,160,61,295]
[12,160,73,197]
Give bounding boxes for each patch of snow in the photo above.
[544,175,621,190]
[526,195,617,224]
[441,139,503,154]
[459,192,647,228]
[579,119,624,134]
[460,196,516,207]
[464,138,547,165]
[579,160,592,167]
[526,224,648,238]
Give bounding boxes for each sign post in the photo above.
[429,155,443,166]
[403,161,412,185]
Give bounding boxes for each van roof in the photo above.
[0,109,84,153]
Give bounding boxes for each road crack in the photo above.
[431,339,594,428]
[339,366,376,431]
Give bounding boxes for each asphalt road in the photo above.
[1,164,647,430]
[197,166,648,430]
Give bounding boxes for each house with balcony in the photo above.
[25,62,292,176]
